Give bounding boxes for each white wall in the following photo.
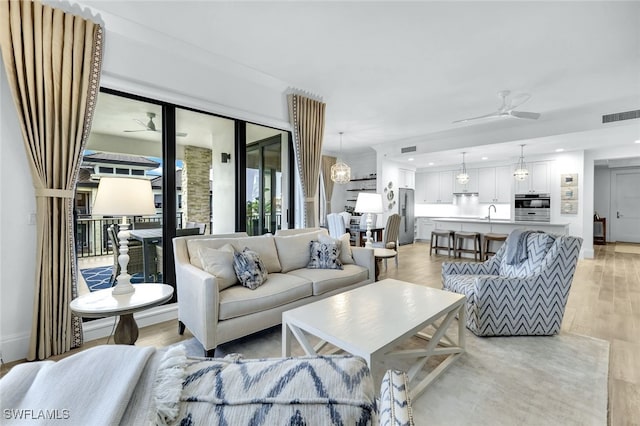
[0,61,37,362]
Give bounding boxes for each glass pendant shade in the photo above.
[456,152,470,184]
[331,132,351,184]
[513,144,529,181]
[331,161,351,184]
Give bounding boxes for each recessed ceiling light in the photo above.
[555,148,564,152]
[635,139,640,144]
[408,158,414,161]
[428,162,434,166]
[481,156,488,160]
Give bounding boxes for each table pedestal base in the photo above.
[114,314,139,345]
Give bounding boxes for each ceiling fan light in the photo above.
[331,161,351,184]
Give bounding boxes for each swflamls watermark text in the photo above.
[3,409,70,420]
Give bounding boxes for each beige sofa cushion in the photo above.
[318,233,354,265]
[187,235,282,273]
[232,235,281,273]
[287,264,369,296]
[218,273,312,320]
[274,230,327,273]
[198,244,237,290]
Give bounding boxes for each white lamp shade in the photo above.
[354,192,384,214]
[92,177,156,216]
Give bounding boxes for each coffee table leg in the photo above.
[282,322,292,357]
[114,314,139,345]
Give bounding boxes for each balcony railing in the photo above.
[75,215,182,258]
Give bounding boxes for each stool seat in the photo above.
[483,233,508,260]
[430,230,455,257]
[454,231,482,261]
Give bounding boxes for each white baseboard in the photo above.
[0,303,178,363]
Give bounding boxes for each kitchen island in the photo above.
[432,217,570,235]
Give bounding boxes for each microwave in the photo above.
[514,193,551,222]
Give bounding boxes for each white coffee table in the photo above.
[282,278,465,399]
[70,283,173,345]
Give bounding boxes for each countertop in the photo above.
[431,217,570,227]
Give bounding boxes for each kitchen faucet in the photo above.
[487,204,497,222]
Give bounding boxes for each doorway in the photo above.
[246,135,283,235]
[611,169,640,243]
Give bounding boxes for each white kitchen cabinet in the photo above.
[478,166,512,203]
[398,168,415,189]
[515,161,550,194]
[421,171,454,203]
[453,168,478,194]
[415,217,435,240]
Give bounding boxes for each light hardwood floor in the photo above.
[2,241,638,424]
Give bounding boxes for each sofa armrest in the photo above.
[174,261,221,353]
[351,247,375,283]
[379,370,414,426]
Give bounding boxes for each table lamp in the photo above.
[92,177,156,295]
[354,192,384,248]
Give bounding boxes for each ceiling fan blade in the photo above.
[509,111,541,120]
[453,112,502,124]
[132,119,148,129]
[508,93,532,110]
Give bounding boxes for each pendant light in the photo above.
[331,132,351,184]
[513,144,529,181]
[456,152,470,184]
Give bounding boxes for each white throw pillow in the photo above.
[318,232,354,264]
[198,244,238,290]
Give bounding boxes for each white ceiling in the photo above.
[81,1,640,167]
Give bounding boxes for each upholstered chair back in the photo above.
[498,232,557,278]
[326,213,347,238]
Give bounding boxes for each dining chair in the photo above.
[372,213,401,268]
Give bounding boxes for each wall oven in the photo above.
[514,193,551,222]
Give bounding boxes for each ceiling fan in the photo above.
[124,112,188,137]
[453,90,541,124]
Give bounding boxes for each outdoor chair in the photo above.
[372,213,401,268]
[442,230,582,336]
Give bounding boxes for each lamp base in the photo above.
[113,218,136,295]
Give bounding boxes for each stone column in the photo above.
[182,146,212,230]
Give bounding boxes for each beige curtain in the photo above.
[0,0,104,360]
[288,93,326,227]
[321,155,336,214]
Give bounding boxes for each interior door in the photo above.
[611,170,640,243]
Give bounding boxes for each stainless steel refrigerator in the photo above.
[398,188,415,245]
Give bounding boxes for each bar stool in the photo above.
[430,230,455,256]
[483,233,508,260]
[454,231,482,261]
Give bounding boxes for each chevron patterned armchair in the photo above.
[442,231,582,336]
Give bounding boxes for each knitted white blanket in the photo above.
[0,345,154,425]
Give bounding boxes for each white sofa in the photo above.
[173,228,375,356]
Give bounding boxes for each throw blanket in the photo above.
[0,345,154,425]
[505,230,544,265]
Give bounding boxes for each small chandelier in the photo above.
[456,152,470,184]
[513,144,529,181]
[331,132,351,184]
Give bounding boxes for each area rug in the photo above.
[174,326,609,426]
[614,243,640,254]
[79,266,146,292]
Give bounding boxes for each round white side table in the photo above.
[70,283,173,345]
